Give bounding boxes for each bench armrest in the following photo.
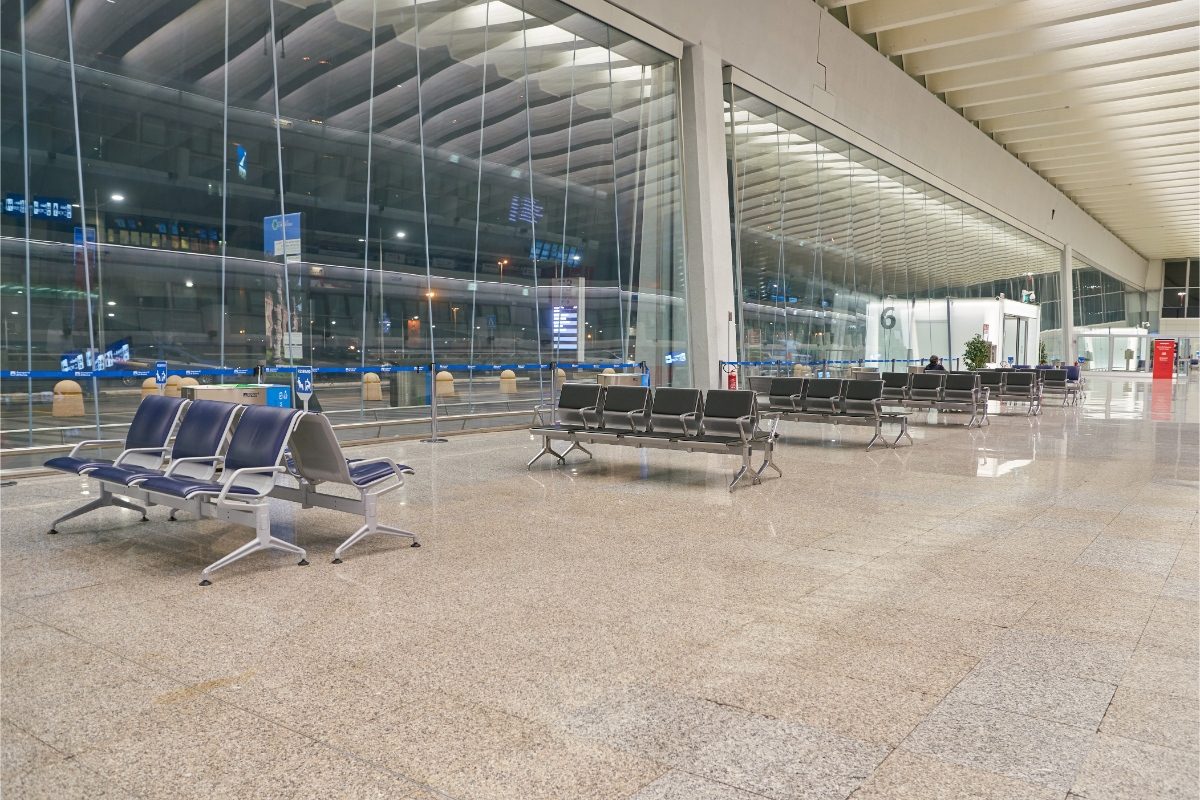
[758,411,781,438]
[164,455,224,477]
[113,446,170,466]
[532,403,555,426]
[579,405,601,429]
[676,411,700,438]
[735,414,755,442]
[67,438,124,458]
[349,456,411,483]
[215,465,287,506]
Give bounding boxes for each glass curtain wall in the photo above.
[0,0,688,448]
[1162,258,1199,319]
[725,85,1062,370]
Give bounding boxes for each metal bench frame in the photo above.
[133,406,308,585]
[761,378,912,450]
[530,386,781,491]
[273,412,419,563]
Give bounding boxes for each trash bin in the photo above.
[388,371,427,407]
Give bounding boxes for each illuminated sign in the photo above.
[60,339,131,372]
[665,351,687,365]
[3,194,74,221]
[529,239,582,263]
[507,194,544,224]
[551,305,578,351]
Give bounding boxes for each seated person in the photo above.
[924,355,946,372]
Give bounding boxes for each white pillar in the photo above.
[1060,244,1075,363]
[679,44,736,389]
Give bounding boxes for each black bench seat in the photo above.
[530,384,780,490]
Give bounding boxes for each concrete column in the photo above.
[1060,244,1075,363]
[679,43,736,389]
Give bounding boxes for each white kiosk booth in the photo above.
[865,297,1041,367]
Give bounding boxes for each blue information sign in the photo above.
[263,212,301,256]
[295,365,314,399]
[155,361,168,386]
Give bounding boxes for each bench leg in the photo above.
[199,509,308,586]
[756,441,783,478]
[332,493,420,563]
[561,440,592,461]
[527,437,565,468]
[865,429,885,451]
[892,418,914,447]
[332,523,420,563]
[49,487,147,533]
[729,449,762,491]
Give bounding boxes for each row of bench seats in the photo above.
[747,377,913,449]
[45,395,418,584]
[984,368,1080,406]
[530,384,781,490]
[879,372,991,427]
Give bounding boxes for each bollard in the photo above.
[435,370,455,398]
[164,374,183,398]
[362,372,382,401]
[602,367,616,375]
[140,377,158,398]
[52,380,85,417]
[180,377,200,388]
[499,369,518,395]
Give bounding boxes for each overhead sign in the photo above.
[4,194,74,221]
[665,351,687,365]
[263,212,301,257]
[155,361,168,386]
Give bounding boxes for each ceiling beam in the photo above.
[994,107,1199,145]
[964,71,1199,123]
[947,51,1198,108]
[847,0,1009,35]
[903,6,1194,75]
[925,26,1199,92]
[982,90,1198,135]
[879,0,1181,57]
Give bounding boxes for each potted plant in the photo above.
[963,334,991,371]
[1038,340,1048,365]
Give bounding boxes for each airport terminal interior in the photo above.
[0,0,1197,798]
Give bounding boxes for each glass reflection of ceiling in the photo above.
[727,99,1061,291]
[13,0,677,198]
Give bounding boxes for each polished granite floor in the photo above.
[2,374,1197,800]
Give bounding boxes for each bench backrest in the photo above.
[910,373,944,391]
[977,370,1002,386]
[601,385,651,431]
[1042,369,1068,386]
[1003,371,1034,390]
[804,378,844,412]
[746,375,774,394]
[557,382,603,427]
[287,411,353,485]
[942,373,978,395]
[123,395,189,469]
[169,400,241,479]
[881,372,910,389]
[768,377,807,409]
[842,380,882,415]
[649,387,703,436]
[223,405,303,495]
[702,390,756,439]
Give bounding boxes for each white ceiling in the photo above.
[818,0,1200,259]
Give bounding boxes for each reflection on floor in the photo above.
[2,375,1197,799]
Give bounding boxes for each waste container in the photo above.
[388,370,428,407]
